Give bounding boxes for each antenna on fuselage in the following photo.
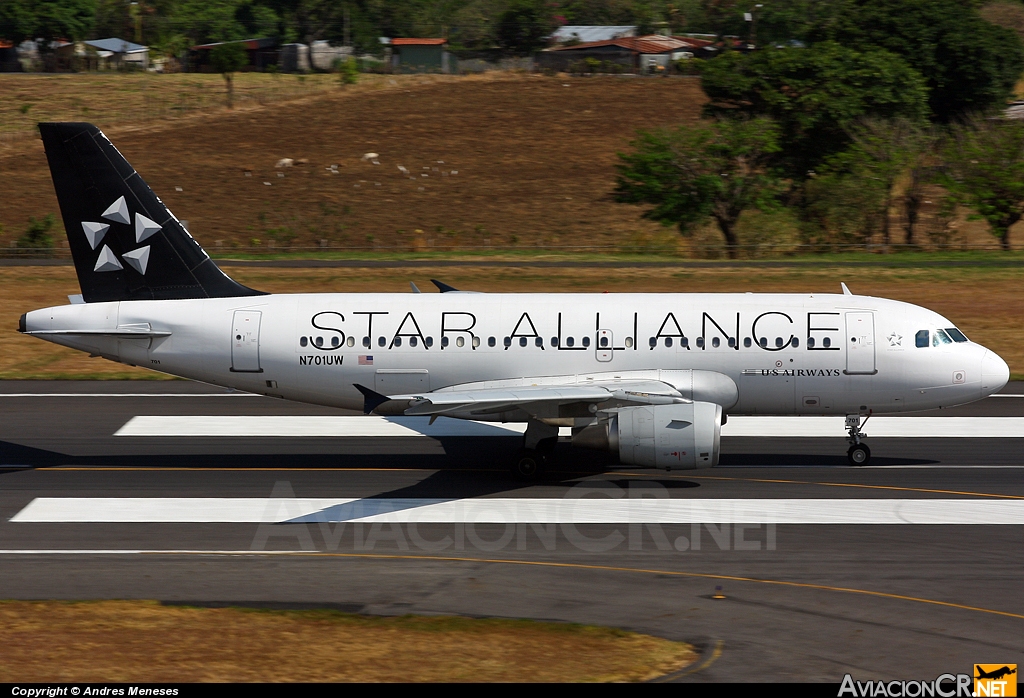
[410,282,421,293]
[841,282,852,296]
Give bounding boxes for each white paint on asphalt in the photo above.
[113,415,1024,438]
[11,497,1024,524]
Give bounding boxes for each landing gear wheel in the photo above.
[512,449,544,480]
[847,444,871,466]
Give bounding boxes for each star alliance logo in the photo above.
[887,332,902,347]
[80,195,158,275]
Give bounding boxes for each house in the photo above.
[548,26,637,45]
[83,38,149,70]
[189,38,280,72]
[0,40,19,72]
[536,35,710,74]
[388,38,455,74]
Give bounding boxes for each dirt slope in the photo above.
[0,74,705,252]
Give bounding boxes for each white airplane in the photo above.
[20,123,1011,476]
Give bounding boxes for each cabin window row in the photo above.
[646,336,807,348]
[299,335,622,349]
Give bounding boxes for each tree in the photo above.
[827,118,935,246]
[496,0,558,55]
[813,0,1024,122]
[210,41,248,109]
[614,118,783,259]
[941,118,1024,251]
[0,0,96,54]
[700,42,930,178]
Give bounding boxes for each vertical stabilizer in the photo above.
[39,122,264,302]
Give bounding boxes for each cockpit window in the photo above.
[915,330,929,348]
[933,329,953,346]
[946,327,969,343]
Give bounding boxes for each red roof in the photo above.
[549,35,699,54]
[391,38,447,46]
[0,40,13,49]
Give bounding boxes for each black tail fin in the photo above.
[39,122,264,302]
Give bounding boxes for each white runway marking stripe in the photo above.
[113,415,1024,438]
[115,415,548,437]
[0,393,259,398]
[10,497,1024,524]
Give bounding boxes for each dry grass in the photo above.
[0,73,706,253]
[3,263,1022,379]
[0,600,696,682]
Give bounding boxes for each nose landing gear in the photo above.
[846,413,871,466]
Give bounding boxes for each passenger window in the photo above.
[441,337,450,347]
[792,337,799,348]
[457,337,465,348]
[393,337,402,347]
[823,337,831,348]
[567,337,575,348]
[551,337,559,347]
[473,337,480,348]
[712,337,720,348]
[600,336,608,348]
[535,337,543,347]
[378,336,386,347]
[807,337,814,348]
[488,336,496,347]
[409,337,418,347]
[665,337,673,348]
[503,337,511,347]
[648,337,656,348]
[681,337,688,348]
[946,327,968,343]
[347,336,355,347]
[362,336,370,348]
[744,337,752,348]
[625,337,633,348]
[775,337,784,348]
[425,336,434,347]
[696,337,704,348]
[915,330,929,348]
[519,337,527,347]
[300,336,308,347]
[583,337,591,347]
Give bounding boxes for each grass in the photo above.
[3,263,1022,380]
[0,600,696,682]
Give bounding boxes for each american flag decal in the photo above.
[358,355,373,365]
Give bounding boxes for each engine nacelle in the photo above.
[574,402,722,469]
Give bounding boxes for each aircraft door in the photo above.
[231,310,262,372]
[596,329,613,362]
[845,312,876,375]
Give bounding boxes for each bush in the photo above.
[338,56,358,86]
[17,214,56,255]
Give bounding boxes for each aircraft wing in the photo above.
[355,379,688,419]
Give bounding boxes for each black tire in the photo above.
[511,449,543,480]
[847,444,871,466]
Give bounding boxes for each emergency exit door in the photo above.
[231,310,262,372]
[845,312,876,375]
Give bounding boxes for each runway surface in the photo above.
[2,381,1023,682]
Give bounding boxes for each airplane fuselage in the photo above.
[24,291,1009,417]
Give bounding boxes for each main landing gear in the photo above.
[511,421,558,480]
[846,413,871,466]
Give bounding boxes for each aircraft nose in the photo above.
[981,350,1010,396]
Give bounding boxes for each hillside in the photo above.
[0,73,707,253]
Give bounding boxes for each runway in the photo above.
[2,381,1023,682]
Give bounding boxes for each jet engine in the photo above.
[572,402,722,469]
